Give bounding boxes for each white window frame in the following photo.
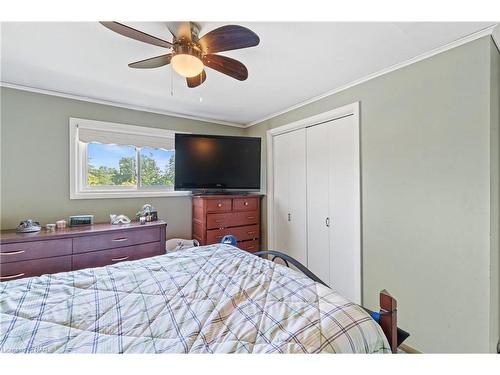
[69,117,190,199]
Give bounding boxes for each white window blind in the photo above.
[77,123,174,150]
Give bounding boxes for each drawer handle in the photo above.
[246,216,255,220]
[217,203,222,208]
[247,246,255,250]
[1,250,26,256]
[0,273,25,280]
[112,238,128,242]
[244,201,249,206]
[111,256,129,262]
[215,219,224,223]
[247,231,256,235]
[216,235,223,240]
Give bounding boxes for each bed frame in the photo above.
[253,250,409,353]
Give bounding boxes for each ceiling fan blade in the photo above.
[128,54,172,69]
[100,22,173,49]
[186,70,207,88]
[166,22,193,42]
[199,25,259,53]
[203,54,248,81]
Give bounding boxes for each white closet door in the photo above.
[306,122,331,285]
[328,116,361,303]
[272,130,307,264]
[287,128,307,264]
[273,134,290,253]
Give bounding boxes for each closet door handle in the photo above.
[325,217,330,227]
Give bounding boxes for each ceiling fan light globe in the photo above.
[171,54,204,78]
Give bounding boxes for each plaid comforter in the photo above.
[0,244,389,353]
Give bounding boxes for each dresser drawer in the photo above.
[72,242,163,271]
[232,197,259,212]
[73,227,160,254]
[206,199,232,213]
[0,239,72,263]
[238,239,260,253]
[206,224,260,244]
[207,211,259,229]
[0,255,72,282]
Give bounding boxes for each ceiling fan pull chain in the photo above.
[170,67,174,96]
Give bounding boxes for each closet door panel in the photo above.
[272,134,290,252]
[306,123,331,285]
[329,116,361,303]
[287,128,307,264]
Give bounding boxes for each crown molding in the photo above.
[492,24,500,51]
[0,82,246,128]
[2,23,497,129]
[244,24,498,128]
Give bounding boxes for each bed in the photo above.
[0,244,392,353]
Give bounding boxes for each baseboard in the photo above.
[399,343,422,354]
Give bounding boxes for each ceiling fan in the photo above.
[100,21,260,88]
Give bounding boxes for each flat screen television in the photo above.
[175,134,261,192]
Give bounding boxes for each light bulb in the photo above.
[171,54,204,78]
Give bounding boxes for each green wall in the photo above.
[0,87,244,237]
[245,36,499,353]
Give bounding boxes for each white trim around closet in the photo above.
[266,101,360,249]
[266,102,360,139]
[266,102,361,299]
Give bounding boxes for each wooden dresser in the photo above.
[192,194,262,252]
[0,221,166,282]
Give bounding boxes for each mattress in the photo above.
[0,244,389,353]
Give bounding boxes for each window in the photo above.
[70,118,188,199]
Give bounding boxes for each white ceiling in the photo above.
[0,22,496,126]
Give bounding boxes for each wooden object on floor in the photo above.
[398,344,421,353]
[0,221,166,281]
[379,289,398,353]
[192,194,262,252]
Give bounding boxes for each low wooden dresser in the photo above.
[192,194,262,252]
[0,221,166,282]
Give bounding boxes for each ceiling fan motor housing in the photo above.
[173,43,202,60]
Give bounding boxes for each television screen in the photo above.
[174,134,261,191]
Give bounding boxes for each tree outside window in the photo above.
[87,143,174,189]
